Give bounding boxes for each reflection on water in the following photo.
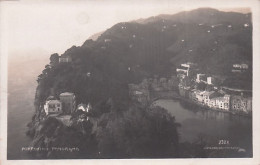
[155,99,252,157]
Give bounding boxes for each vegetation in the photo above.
[28,8,252,159]
[30,105,182,159]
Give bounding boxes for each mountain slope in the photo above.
[35,7,252,115]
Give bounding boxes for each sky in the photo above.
[0,0,255,58]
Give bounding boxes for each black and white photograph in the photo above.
[0,0,260,164]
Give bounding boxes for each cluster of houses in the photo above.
[43,92,92,116]
[177,62,252,114]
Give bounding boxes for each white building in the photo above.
[176,63,197,77]
[59,56,72,63]
[77,103,92,113]
[209,94,230,110]
[196,74,206,83]
[207,77,212,85]
[44,100,62,115]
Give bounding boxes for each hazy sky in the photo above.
[0,0,254,57]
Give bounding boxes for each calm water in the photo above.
[155,99,252,156]
[7,55,48,159]
[7,85,36,159]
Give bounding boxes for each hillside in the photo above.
[27,8,252,159]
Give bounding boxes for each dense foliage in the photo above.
[30,105,182,159]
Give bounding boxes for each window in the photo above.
[57,104,60,107]
[49,104,55,108]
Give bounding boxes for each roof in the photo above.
[60,92,75,96]
[46,95,56,101]
[77,103,87,108]
[202,91,215,96]
[46,100,61,104]
[210,97,225,101]
[178,66,189,70]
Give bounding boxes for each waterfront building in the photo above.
[179,85,190,98]
[209,94,230,110]
[231,95,252,113]
[246,97,252,113]
[59,92,76,114]
[128,84,150,105]
[201,91,220,106]
[44,100,62,115]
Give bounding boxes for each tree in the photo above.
[50,53,59,66]
[95,105,181,158]
[196,82,207,91]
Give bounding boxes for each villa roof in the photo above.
[60,92,75,96]
[46,100,61,104]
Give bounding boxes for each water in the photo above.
[7,55,48,159]
[155,99,252,156]
[7,90,34,159]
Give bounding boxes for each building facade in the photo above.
[44,100,62,115]
[59,56,72,63]
[59,92,76,114]
[231,95,251,113]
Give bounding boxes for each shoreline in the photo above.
[152,94,252,118]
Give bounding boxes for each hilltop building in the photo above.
[44,100,62,115]
[60,92,76,114]
[77,103,92,113]
[59,55,72,63]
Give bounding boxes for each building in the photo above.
[44,100,62,115]
[59,55,72,63]
[246,97,252,113]
[189,89,201,102]
[128,84,150,105]
[196,74,206,83]
[104,39,112,42]
[231,95,251,113]
[209,94,230,110]
[176,62,197,77]
[201,91,219,106]
[189,90,204,103]
[179,85,190,98]
[207,77,215,85]
[77,103,92,113]
[59,92,76,114]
